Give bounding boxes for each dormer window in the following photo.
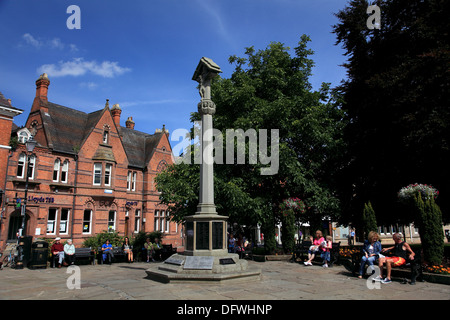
[17,128,32,144]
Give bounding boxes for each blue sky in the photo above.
[0,0,349,141]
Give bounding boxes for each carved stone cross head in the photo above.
[192,57,222,101]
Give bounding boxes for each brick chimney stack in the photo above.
[111,103,121,127]
[125,117,135,129]
[31,73,50,113]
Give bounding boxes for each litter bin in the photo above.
[16,235,33,269]
[29,240,49,269]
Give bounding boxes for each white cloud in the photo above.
[79,82,98,90]
[37,58,131,78]
[22,33,78,52]
[23,33,41,48]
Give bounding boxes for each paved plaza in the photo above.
[0,260,449,301]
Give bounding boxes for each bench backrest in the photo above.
[332,242,341,249]
[301,241,312,247]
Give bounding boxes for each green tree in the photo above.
[413,194,444,265]
[362,201,377,240]
[333,0,450,225]
[156,35,345,254]
[82,231,123,252]
[281,209,296,254]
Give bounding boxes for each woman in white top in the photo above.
[64,239,76,265]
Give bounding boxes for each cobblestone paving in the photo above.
[0,260,449,300]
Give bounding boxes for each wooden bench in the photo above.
[351,247,423,284]
[294,240,312,261]
[161,244,176,261]
[52,247,94,267]
[294,240,341,267]
[73,247,94,265]
[97,246,127,264]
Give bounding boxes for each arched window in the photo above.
[53,159,60,182]
[61,160,69,183]
[16,154,35,179]
[17,153,26,178]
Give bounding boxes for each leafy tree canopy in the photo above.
[156,35,346,234]
[333,0,450,225]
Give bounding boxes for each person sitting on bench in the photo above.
[101,239,114,264]
[375,232,415,284]
[51,237,66,268]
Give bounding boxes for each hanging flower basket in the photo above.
[279,197,306,216]
[398,183,439,201]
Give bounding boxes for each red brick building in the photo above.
[0,74,182,251]
[0,92,23,219]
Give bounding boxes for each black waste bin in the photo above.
[29,241,49,269]
[16,235,33,269]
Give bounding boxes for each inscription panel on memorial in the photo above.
[212,221,223,249]
[183,256,214,270]
[196,221,209,250]
[186,221,194,251]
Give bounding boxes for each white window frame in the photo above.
[17,128,31,144]
[53,159,60,182]
[132,172,137,191]
[17,153,26,178]
[154,210,159,232]
[28,155,36,180]
[108,210,116,232]
[127,171,131,190]
[134,209,141,233]
[103,130,109,144]
[47,208,58,235]
[93,163,102,185]
[59,208,70,234]
[104,163,112,186]
[83,209,92,234]
[61,160,69,183]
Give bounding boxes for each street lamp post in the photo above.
[16,136,36,269]
[20,136,37,236]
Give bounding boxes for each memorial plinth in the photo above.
[145,57,261,283]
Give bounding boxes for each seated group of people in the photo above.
[101,237,134,264]
[358,231,415,284]
[143,237,162,262]
[228,233,250,256]
[54,236,166,265]
[51,237,76,267]
[303,230,333,268]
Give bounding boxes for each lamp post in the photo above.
[19,136,36,237]
[16,136,36,269]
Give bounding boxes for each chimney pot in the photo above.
[111,103,121,127]
[125,116,135,129]
[31,73,50,113]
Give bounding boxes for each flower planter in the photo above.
[421,272,450,285]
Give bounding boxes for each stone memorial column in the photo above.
[184,57,228,257]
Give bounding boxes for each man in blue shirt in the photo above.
[102,239,114,264]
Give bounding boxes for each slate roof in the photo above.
[42,102,162,168]
[0,91,23,112]
[120,126,164,168]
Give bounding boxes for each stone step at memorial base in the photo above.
[145,253,261,283]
